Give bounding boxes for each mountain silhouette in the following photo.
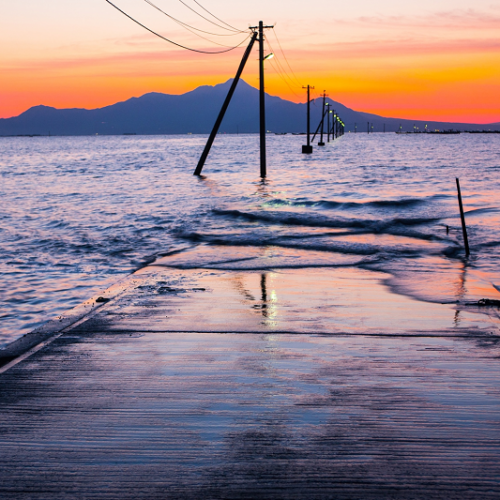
[1,79,498,136]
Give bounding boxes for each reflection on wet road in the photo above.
[1,323,499,499]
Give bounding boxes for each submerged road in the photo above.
[1,265,500,499]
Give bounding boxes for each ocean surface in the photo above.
[1,133,499,347]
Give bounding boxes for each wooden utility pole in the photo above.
[319,91,327,146]
[259,21,266,177]
[252,20,274,177]
[197,23,272,177]
[302,85,314,154]
[194,32,258,176]
[326,103,331,142]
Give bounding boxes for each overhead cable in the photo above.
[143,0,246,37]
[265,36,301,91]
[143,0,249,47]
[176,0,246,33]
[191,0,244,33]
[272,28,302,87]
[106,0,251,54]
[268,57,301,99]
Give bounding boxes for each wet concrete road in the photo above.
[1,267,500,499]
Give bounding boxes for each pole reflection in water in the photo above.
[261,273,268,318]
[454,262,468,327]
[260,272,278,328]
[231,272,279,328]
[255,178,272,199]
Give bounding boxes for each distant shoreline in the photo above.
[2,130,500,138]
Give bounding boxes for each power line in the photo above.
[175,0,246,33]
[191,0,244,33]
[105,0,251,54]
[264,36,301,92]
[271,27,302,87]
[265,37,298,87]
[271,54,300,93]
[144,0,247,37]
[264,38,301,97]
[142,0,249,47]
[268,58,301,99]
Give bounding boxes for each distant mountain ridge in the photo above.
[1,79,498,136]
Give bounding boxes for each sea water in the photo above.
[1,133,499,347]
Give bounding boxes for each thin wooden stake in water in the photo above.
[456,177,470,257]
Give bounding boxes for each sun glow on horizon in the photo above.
[1,1,500,123]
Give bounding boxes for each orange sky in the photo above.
[1,1,500,123]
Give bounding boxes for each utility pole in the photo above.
[302,85,314,154]
[194,31,258,176]
[319,91,326,146]
[255,20,274,177]
[367,122,370,134]
[326,103,331,142]
[259,21,266,176]
[331,110,335,141]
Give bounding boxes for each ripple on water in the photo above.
[0,134,499,346]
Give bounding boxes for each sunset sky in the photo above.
[1,0,500,123]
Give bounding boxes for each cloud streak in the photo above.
[342,8,500,30]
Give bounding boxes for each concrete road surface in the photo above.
[1,265,499,499]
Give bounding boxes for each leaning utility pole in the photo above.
[302,85,314,154]
[196,22,272,178]
[194,32,258,176]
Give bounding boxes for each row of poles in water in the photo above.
[194,21,344,179]
[301,86,344,155]
[190,23,472,258]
